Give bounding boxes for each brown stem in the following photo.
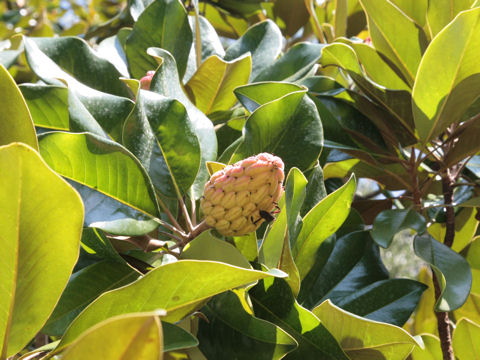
[431,171,455,360]
[432,271,455,360]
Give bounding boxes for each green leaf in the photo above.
[198,291,297,360]
[234,81,304,113]
[371,209,426,248]
[38,132,160,218]
[298,231,389,310]
[336,279,427,326]
[285,167,308,243]
[259,193,289,269]
[58,260,286,349]
[224,20,282,80]
[181,231,251,269]
[390,0,428,27]
[293,175,356,279]
[426,0,475,37]
[230,91,323,172]
[300,164,327,216]
[185,54,251,115]
[42,261,139,336]
[20,84,69,131]
[250,278,349,360]
[163,322,199,352]
[445,117,480,166]
[254,42,324,82]
[412,7,480,142]
[233,232,258,262]
[359,0,427,85]
[125,0,192,79]
[321,43,416,144]
[312,300,418,360]
[0,64,38,149]
[23,38,135,141]
[428,207,478,252]
[149,48,217,198]
[414,234,472,311]
[410,334,442,360]
[123,90,201,197]
[334,0,348,37]
[80,228,125,263]
[0,143,83,358]
[452,318,480,360]
[30,36,131,98]
[58,312,164,360]
[193,15,225,61]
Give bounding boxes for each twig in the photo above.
[179,197,194,233]
[155,193,185,234]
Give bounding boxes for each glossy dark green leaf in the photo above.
[0,143,83,358]
[426,0,475,37]
[336,279,427,326]
[96,34,129,77]
[414,234,472,311]
[234,81,304,113]
[163,322,199,352]
[123,89,201,197]
[359,0,427,86]
[321,43,416,145]
[412,7,480,143]
[80,228,125,263]
[293,175,356,279]
[230,91,323,172]
[198,291,297,360]
[23,37,135,141]
[313,300,418,360]
[309,95,388,154]
[250,278,349,360]
[254,42,324,82]
[38,132,160,218]
[300,163,327,216]
[224,20,282,80]
[69,181,160,235]
[298,231,389,309]
[42,261,139,336]
[149,48,217,198]
[125,0,192,79]
[20,84,69,131]
[371,209,426,248]
[0,49,21,68]
[192,15,225,61]
[0,64,38,149]
[445,116,480,166]
[58,261,286,350]
[30,36,131,98]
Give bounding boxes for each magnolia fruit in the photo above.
[200,153,285,236]
[140,70,155,90]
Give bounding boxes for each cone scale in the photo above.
[200,153,285,236]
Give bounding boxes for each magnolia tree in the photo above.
[0,0,479,359]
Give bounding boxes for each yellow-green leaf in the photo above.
[0,143,83,358]
[452,318,480,360]
[185,54,251,115]
[0,65,38,149]
[60,312,163,360]
[312,300,418,360]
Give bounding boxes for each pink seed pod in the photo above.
[200,153,284,236]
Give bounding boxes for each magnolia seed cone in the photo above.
[200,153,285,236]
